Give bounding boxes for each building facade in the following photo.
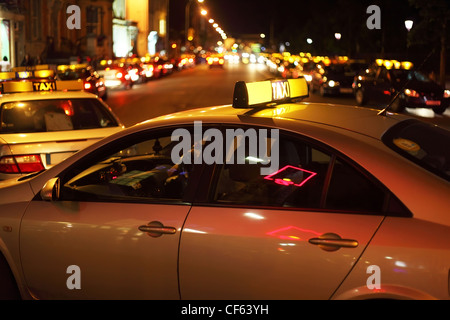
[0,1,25,70]
[2,0,170,68]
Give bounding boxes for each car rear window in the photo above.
[57,70,89,80]
[0,98,119,133]
[382,119,450,182]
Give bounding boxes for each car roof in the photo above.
[0,90,99,103]
[138,102,411,140]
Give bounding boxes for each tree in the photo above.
[408,0,449,86]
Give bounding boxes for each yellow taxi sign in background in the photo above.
[233,77,309,108]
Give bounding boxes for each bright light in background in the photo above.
[307,38,313,44]
[200,9,207,15]
[405,20,414,31]
[335,32,341,40]
[260,33,266,39]
[208,18,214,23]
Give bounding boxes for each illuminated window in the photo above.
[159,19,166,36]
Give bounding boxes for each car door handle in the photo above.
[138,221,176,238]
[308,233,358,252]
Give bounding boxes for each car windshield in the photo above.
[0,99,119,133]
[57,70,89,80]
[382,120,450,182]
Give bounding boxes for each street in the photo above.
[107,62,450,130]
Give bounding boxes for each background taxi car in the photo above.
[96,60,133,90]
[0,78,449,300]
[353,59,450,114]
[0,69,123,180]
[56,64,108,100]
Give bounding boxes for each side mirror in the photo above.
[40,177,60,201]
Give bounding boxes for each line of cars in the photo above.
[260,52,449,114]
[57,55,197,98]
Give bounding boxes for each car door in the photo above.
[20,128,200,299]
[178,128,403,300]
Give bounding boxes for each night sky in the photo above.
[168,0,446,73]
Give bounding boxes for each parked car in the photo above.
[353,59,450,114]
[56,64,108,100]
[0,78,449,300]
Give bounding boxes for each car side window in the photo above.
[213,135,331,209]
[325,158,385,212]
[59,131,195,203]
[211,131,409,216]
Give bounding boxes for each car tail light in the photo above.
[444,90,450,98]
[404,89,420,97]
[84,82,92,90]
[0,154,44,174]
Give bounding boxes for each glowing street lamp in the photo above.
[405,20,413,32]
[334,33,341,40]
[307,38,313,44]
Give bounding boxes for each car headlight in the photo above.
[328,80,339,87]
[404,89,420,98]
[444,90,450,98]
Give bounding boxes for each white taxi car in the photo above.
[0,78,449,300]
[0,68,123,180]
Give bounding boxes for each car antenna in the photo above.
[377,48,435,116]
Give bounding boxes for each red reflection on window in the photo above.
[264,165,317,187]
[61,100,74,116]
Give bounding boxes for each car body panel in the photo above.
[179,206,383,299]
[19,201,189,299]
[0,99,448,300]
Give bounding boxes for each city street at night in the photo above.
[0,0,450,306]
[106,61,450,130]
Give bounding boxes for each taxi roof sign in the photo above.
[233,78,309,108]
[0,79,83,94]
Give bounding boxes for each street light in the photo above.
[307,38,313,44]
[185,0,205,50]
[335,33,341,40]
[405,20,413,32]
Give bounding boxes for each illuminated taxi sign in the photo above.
[0,72,15,80]
[375,59,414,70]
[32,81,56,91]
[233,78,309,108]
[14,69,54,79]
[0,80,83,94]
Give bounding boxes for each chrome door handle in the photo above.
[138,221,176,238]
[308,233,358,252]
